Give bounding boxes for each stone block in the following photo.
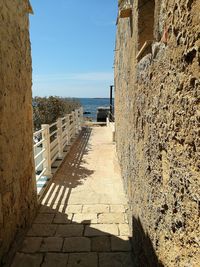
[85,224,119,236]
[20,237,43,253]
[53,213,73,224]
[67,252,98,267]
[39,205,56,214]
[110,205,127,213]
[40,237,63,252]
[97,213,125,224]
[34,213,55,224]
[82,204,109,213]
[118,224,130,236]
[56,225,84,237]
[65,205,82,213]
[99,252,133,267]
[72,213,97,224]
[124,213,128,223]
[91,236,111,252]
[63,237,91,252]
[42,253,68,267]
[11,253,43,267]
[111,236,132,251]
[27,224,57,237]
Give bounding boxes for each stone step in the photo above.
[19,236,132,254]
[12,252,133,267]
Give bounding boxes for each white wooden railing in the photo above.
[33,107,83,183]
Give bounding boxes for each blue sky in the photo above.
[30,0,117,98]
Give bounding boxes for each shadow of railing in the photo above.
[9,126,164,267]
[41,127,94,211]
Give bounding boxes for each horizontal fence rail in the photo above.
[33,107,83,193]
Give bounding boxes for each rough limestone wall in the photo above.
[115,0,137,196]
[115,0,200,266]
[0,0,37,263]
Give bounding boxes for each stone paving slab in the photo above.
[99,252,133,267]
[91,236,111,252]
[110,205,128,213]
[67,252,98,267]
[118,224,131,236]
[27,224,57,237]
[56,225,84,237]
[111,236,132,252]
[11,253,43,267]
[82,204,109,213]
[53,213,73,224]
[39,205,57,214]
[63,237,91,252]
[40,237,63,252]
[97,213,126,224]
[34,213,55,224]
[19,237,43,253]
[42,253,68,267]
[72,213,97,224]
[85,224,119,236]
[65,205,83,213]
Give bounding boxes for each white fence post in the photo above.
[106,117,110,127]
[72,111,76,137]
[57,118,63,159]
[80,107,83,129]
[75,109,79,134]
[66,115,70,145]
[77,109,80,133]
[42,124,52,177]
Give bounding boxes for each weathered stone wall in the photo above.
[0,0,37,263]
[115,0,200,266]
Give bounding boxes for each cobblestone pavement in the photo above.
[11,127,133,267]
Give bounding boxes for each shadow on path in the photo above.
[10,207,165,267]
[131,217,164,267]
[11,203,134,267]
[9,127,164,267]
[41,127,94,211]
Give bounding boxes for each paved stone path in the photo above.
[11,127,133,267]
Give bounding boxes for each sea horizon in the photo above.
[78,97,113,121]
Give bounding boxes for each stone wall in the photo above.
[115,0,200,266]
[0,0,37,264]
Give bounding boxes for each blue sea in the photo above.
[78,98,111,121]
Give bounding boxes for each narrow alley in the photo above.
[11,127,133,267]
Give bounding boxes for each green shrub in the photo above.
[33,96,81,130]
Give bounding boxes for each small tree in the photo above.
[33,96,81,130]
